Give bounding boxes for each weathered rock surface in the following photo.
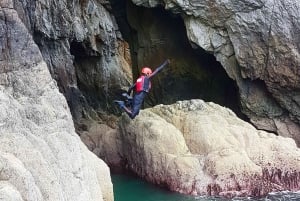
[129,0,300,144]
[119,1,239,113]
[80,119,124,171]
[14,0,132,127]
[116,100,300,197]
[0,2,113,200]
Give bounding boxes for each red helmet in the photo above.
[141,67,152,75]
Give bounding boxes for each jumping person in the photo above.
[114,59,170,119]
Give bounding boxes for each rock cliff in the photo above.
[112,100,300,197]
[125,0,300,145]
[14,0,132,127]
[0,1,113,200]
[12,0,300,146]
[2,0,300,199]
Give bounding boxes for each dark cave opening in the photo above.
[70,41,87,59]
[109,0,245,118]
[69,41,104,110]
[70,40,101,59]
[69,39,126,118]
[111,0,247,120]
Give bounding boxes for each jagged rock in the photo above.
[129,0,300,145]
[117,100,300,197]
[121,1,239,112]
[0,2,113,201]
[14,0,132,126]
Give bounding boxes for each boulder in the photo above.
[118,100,300,197]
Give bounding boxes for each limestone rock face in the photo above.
[80,119,124,171]
[129,0,300,145]
[118,100,300,197]
[14,0,132,125]
[0,2,113,200]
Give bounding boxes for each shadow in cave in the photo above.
[110,0,246,120]
[193,46,243,119]
[69,41,107,113]
[70,41,98,99]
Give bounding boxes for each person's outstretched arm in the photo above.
[149,59,170,79]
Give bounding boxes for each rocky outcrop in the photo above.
[80,119,124,172]
[128,0,300,144]
[14,0,132,127]
[115,100,300,197]
[4,0,300,198]
[118,1,240,113]
[0,1,113,200]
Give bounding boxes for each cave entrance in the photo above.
[110,0,244,119]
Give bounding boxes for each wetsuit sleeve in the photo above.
[149,59,170,79]
[127,83,136,94]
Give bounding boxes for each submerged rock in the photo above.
[0,2,113,200]
[117,100,300,197]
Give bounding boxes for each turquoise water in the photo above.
[112,174,202,201]
[112,174,300,201]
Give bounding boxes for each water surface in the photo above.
[112,174,300,201]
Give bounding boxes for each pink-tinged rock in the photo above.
[118,99,300,197]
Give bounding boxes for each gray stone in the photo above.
[13,0,132,127]
[129,0,300,144]
[117,100,300,197]
[0,2,113,201]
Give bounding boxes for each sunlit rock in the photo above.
[0,3,113,200]
[118,100,300,197]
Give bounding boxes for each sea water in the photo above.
[112,174,300,201]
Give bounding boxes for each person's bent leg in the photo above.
[123,106,134,118]
[130,92,146,119]
[114,100,134,118]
